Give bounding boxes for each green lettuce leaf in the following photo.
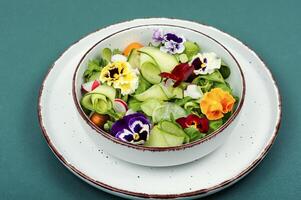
[184,126,206,142]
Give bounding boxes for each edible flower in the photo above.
[111,113,151,144]
[200,88,236,120]
[160,63,194,87]
[152,29,164,43]
[99,61,138,95]
[152,29,186,54]
[176,114,209,133]
[111,54,127,62]
[190,53,221,75]
[123,42,143,56]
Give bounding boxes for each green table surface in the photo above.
[0,0,300,199]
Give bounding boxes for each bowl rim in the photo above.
[72,23,246,152]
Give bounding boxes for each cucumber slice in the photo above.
[159,84,174,99]
[145,126,184,147]
[152,102,187,123]
[134,84,168,101]
[90,85,116,100]
[161,131,184,146]
[140,52,156,67]
[140,99,162,116]
[91,94,112,114]
[172,87,184,99]
[80,93,112,114]
[140,62,162,84]
[134,75,152,95]
[139,47,178,72]
[80,94,94,111]
[144,126,168,147]
[159,84,183,99]
[159,120,188,143]
[127,49,140,68]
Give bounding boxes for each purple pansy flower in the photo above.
[111,113,151,144]
[152,29,164,43]
[152,29,186,54]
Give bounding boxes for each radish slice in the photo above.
[81,80,100,93]
[113,99,128,113]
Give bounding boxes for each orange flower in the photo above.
[200,88,236,120]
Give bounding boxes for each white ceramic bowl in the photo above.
[72,24,245,167]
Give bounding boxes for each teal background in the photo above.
[0,0,300,199]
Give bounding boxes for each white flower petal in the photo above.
[203,52,221,70]
[111,54,127,62]
[175,43,185,54]
[190,52,221,75]
[184,85,203,99]
[159,46,169,53]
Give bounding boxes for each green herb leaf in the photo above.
[102,48,112,63]
[184,126,206,142]
[83,59,107,82]
[86,72,100,82]
[103,120,113,131]
[209,119,223,131]
[213,82,232,93]
[222,112,232,123]
[112,48,122,55]
[121,94,128,102]
[219,65,231,79]
[192,76,213,93]
[200,70,225,83]
[174,96,193,106]
[184,101,199,112]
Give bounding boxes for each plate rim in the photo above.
[37,18,282,199]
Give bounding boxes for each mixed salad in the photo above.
[80,29,238,147]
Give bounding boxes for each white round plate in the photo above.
[38,18,281,199]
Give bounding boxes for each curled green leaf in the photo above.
[102,48,112,63]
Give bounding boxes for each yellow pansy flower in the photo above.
[100,61,138,95]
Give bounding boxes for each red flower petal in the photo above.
[175,117,189,128]
[197,117,209,133]
[173,63,194,81]
[160,72,178,81]
[176,114,209,133]
[160,63,194,87]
